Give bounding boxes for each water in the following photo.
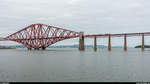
[0,48,150,82]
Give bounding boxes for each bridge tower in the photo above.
[108,34,111,51]
[94,36,97,51]
[79,32,85,51]
[142,33,144,51]
[124,34,127,51]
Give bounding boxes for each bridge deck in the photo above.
[1,23,149,49]
[85,32,150,38]
[2,32,150,41]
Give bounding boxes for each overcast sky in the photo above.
[0,0,150,46]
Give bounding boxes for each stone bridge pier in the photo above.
[79,32,85,51]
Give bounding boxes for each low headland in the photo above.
[0,45,16,49]
[135,45,150,48]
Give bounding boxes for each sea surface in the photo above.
[0,48,150,82]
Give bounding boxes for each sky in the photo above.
[0,0,150,47]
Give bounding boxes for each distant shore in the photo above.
[0,46,16,49]
[135,45,150,48]
[0,45,128,49]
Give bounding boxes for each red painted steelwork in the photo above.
[4,24,79,49]
[2,23,150,49]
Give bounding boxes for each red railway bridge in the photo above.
[0,23,149,51]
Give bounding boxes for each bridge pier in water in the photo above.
[108,34,111,51]
[34,48,39,50]
[124,34,127,51]
[79,32,85,51]
[28,47,46,50]
[42,47,46,50]
[94,36,97,51]
[28,48,32,50]
[142,34,145,51]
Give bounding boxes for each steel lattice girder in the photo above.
[5,24,79,49]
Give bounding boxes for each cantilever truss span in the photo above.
[3,24,79,49]
[1,23,150,50]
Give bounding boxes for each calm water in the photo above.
[0,48,150,82]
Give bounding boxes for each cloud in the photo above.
[0,0,150,46]
[67,0,81,5]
